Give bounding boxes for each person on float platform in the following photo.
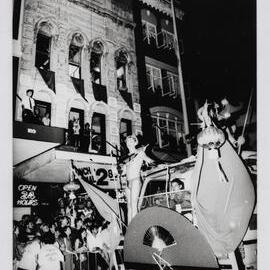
[122,135,154,224]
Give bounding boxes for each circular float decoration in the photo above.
[124,207,218,269]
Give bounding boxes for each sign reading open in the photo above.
[15,184,39,206]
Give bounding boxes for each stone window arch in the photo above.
[34,19,59,71]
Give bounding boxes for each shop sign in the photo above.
[15,184,39,206]
[74,162,121,189]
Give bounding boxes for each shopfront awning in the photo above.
[14,148,119,189]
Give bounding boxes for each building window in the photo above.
[160,30,175,50]
[142,20,158,46]
[69,44,81,79]
[120,118,132,156]
[35,100,51,126]
[152,114,183,150]
[120,119,132,142]
[162,72,179,97]
[91,113,106,154]
[116,50,128,90]
[90,41,104,84]
[13,0,22,40]
[35,32,51,70]
[146,64,162,93]
[68,108,84,148]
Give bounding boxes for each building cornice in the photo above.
[67,0,136,29]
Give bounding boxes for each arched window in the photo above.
[69,33,84,79]
[35,21,56,92]
[115,50,128,90]
[90,41,104,84]
[35,24,52,70]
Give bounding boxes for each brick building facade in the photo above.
[14,0,142,158]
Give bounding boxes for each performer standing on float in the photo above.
[122,135,154,224]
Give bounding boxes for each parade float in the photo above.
[123,102,256,270]
[18,100,256,270]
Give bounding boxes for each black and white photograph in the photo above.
[6,0,263,269]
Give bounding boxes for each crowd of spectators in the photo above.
[13,198,113,270]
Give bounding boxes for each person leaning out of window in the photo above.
[21,89,35,123]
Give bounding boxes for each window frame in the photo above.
[69,108,84,134]
[152,113,182,149]
[165,71,179,97]
[35,32,51,71]
[146,64,162,93]
[35,100,52,125]
[91,112,106,154]
[90,51,102,85]
[142,20,158,46]
[160,29,175,50]
[68,44,82,79]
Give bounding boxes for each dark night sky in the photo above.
[180,0,256,104]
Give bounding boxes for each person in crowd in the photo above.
[37,232,64,270]
[79,201,94,218]
[65,204,77,228]
[74,228,88,270]
[22,220,36,242]
[57,198,66,216]
[13,222,24,270]
[21,89,35,123]
[19,215,31,228]
[59,216,70,229]
[40,223,50,235]
[17,236,41,270]
[33,107,42,125]
[54,227,65,251]
[81,122,91,153]
[69,217,83,254]
[49,222,56,235]
[73,118,81,148]
[77,211,86,222]
[42,112,51,126]
[60,226,74,270]
[86,224,109,269]
[34,216,43,226]
[122,134,154,223]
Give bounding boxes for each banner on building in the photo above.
[73,160,121,189]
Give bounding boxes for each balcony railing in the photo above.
[13,121,65,144]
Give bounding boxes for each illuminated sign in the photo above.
[15,184,38,206]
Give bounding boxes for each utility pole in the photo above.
[171,0,192,156]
